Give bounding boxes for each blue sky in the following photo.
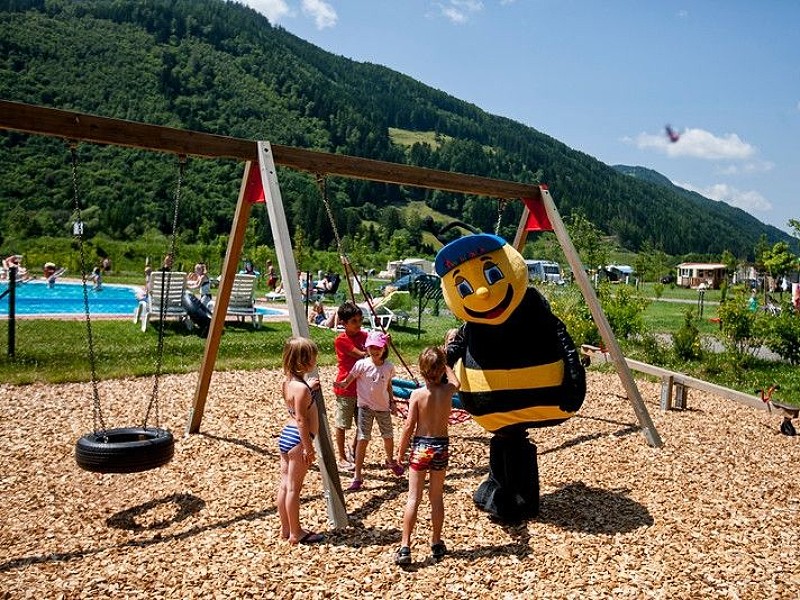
[240,1,799,235]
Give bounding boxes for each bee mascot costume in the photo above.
[436,234,586,524]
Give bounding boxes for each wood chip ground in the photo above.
[1,368,798,598]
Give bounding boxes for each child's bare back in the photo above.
[409,374,458,438]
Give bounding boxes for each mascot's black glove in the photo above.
[444,324,467,367]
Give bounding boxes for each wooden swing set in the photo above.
[0,99,662,527]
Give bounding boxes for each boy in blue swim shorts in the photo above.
[394,346,460,566]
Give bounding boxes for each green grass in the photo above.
[642,299,721,334]
[388,128,452,150]
[638,281,724,302]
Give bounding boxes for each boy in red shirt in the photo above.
[333,301,367,470]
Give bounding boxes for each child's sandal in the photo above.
[386,460,405,476]
[394,546,411,565]
[431,541,447,560]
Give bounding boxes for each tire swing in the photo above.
[72,146,184,473]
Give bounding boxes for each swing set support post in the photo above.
[258,142,348,528]
[187,162,256,435]
[514,188,663,448]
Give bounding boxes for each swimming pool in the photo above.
[0,280,288,318]
[0,281,141,316]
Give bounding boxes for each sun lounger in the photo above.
[226,273,262,328]
[133,271,191,332]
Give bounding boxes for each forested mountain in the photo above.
[0,0,791,259]
[612,164,785,254]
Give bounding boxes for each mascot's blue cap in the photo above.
[435,233,506,276]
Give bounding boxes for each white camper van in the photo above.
[524,260,565,284]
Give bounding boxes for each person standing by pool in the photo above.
[143,258,152,293]
[43,262,65,288]
[91,266,103,291]
[266,260,277,291]
[2,255,30,282]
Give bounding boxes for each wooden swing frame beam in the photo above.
[0,99,662,448]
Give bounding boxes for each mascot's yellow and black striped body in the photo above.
[450,289,584,432]
[436,234,585,523]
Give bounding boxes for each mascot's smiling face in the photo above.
[435,234,528,325]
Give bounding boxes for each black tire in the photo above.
[75,427,175,474]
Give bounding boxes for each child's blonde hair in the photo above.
[283,336,318,378]
[418,346,446,384]
[444,328,460,348]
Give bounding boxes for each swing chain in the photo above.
[143,154,186,429]
[315,174,345,252]
[315,174,359,300]
[494,199,507,236]
[313,175,417,383]
[70,143,107,434]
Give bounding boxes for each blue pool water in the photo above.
[0,281,140,316]
[0,281,287,318]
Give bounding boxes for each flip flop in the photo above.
[298,531,325,545]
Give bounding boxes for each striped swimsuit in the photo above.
[278,380,316,454]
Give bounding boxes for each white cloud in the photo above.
[301,0,337,29]
[240,0,291,23]
[238,0,336,29]
[675,181,772,213]
[437,0,484,24]
[633,127,756,160]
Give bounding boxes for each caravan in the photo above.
[524,260,565,285]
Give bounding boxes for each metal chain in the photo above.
[315,174,356,298]
[316,174,345,252]
[70,144,106,434]
[143,155,186,429]
[314,174,418,383]
[494,199,507,236]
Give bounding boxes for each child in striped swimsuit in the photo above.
[276,336,324,545]
[394,346,460,565]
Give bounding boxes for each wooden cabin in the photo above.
[676,263,727,289]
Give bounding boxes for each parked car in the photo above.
[525,260,565,284]
[395,264,424,279]
[660,274,676,284]
[381,272,439,293]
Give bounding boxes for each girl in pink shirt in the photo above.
[334,330,404,490]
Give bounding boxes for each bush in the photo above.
[539,285,599,347]
[764,302,800,365]
[638,331,669,364]
[672,309,702,361]
[717,287,768,360]
[596,283,649,340]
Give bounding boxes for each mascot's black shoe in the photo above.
[474,433,540,523]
